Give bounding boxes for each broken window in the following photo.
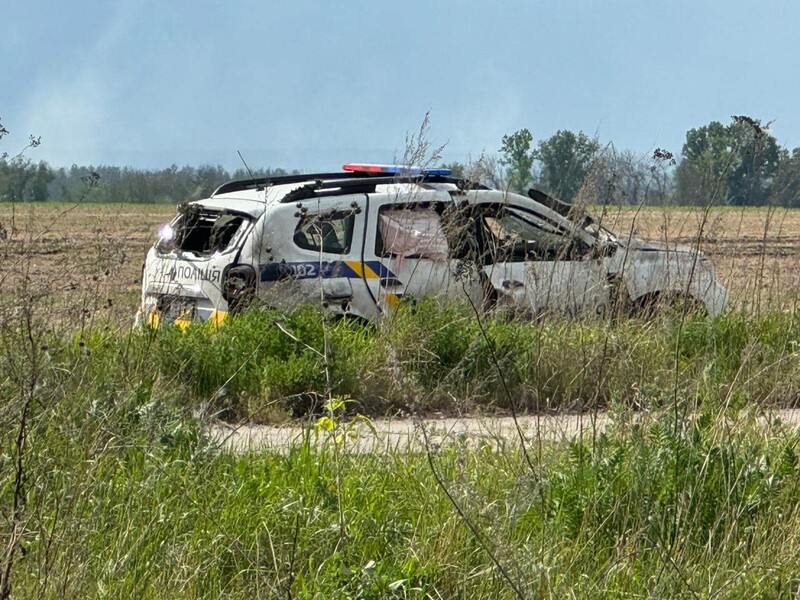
[481,207,587,262]
[157,207,251,256]
[440,204,480,260]
[377,207,449,261]
[293,212,354,255]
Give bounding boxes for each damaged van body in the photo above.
[138,164,728,326]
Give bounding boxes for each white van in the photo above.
[138,164,727,326]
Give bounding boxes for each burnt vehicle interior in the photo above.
[480,206,590,262]
[373,201,591,264]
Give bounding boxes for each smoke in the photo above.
[14,2,135,166]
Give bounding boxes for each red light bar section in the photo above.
[342,163,452,176]
[342,163,394,173]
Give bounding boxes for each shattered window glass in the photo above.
[482,207,585,261]
[157,207,251,256]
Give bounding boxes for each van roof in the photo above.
[196,171,578,230]
[197,171,473,215]
[196,178,462,217]
[213,171,487,197]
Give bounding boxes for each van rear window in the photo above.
[377,207,448,260]
[157,207,250,256]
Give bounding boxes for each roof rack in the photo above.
[213,172,364,196]
[277,174,490,203]
[212,171,491,200]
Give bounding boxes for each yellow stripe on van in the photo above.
[383,293,401,310]
[344,261,401,310]
[345,261,380,279]
[207,310,227,327]
[173,318,191,331]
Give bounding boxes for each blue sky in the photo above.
[3,0,798,171]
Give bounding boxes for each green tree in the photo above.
[440,162,465,179]
[675,116,780,205]
[770,147,800,207]
[727,117,780,204]
[0,158,53,201]
[535,130,600,202]
[499,129,535,194]
[596,147,676,206]
[192,164,230,198]
[29,161,54,201]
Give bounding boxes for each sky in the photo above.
[2,0,799,172]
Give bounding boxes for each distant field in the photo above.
[0,202,174,325]
[1,201,798,325]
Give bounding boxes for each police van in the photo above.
[138,163,728,327]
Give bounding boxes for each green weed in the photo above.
[3,299,800,597]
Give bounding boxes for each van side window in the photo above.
[293,212,355,255]
[376,206,449,260]
[481,206,585,262]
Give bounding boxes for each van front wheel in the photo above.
[224,265,257,314]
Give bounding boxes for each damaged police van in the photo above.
[138,163,728,327]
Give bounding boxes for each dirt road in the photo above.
[210,409,800,453]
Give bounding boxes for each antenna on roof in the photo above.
[236,150,262,192]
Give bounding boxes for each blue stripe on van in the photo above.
[259,261,397,282]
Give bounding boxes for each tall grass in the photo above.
[2,300,800,596]
[3,364,800,597]
[65,300,800,422]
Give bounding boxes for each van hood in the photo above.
[619,236,702,256]
[190,196,267,218]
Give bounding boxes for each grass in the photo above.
[1,297,800,597]
[3,366,800,597]
[50,300,800,422]
[2,200,800,597]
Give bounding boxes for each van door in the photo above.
[259,200,381,320]
[361,200,485,316]
[478,204,610,317]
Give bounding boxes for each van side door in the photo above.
[259,197,376,319]
[360,195,485,315]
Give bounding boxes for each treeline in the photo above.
[0,162,300,204]
[2,115,799,206]
[489,116,800,207]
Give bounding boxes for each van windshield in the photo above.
[157,207,251,256]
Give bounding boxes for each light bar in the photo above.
[342,163,452,176]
